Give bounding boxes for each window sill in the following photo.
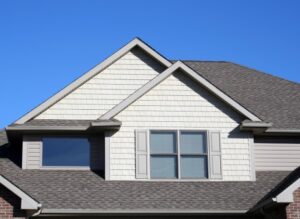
[40,166,91,170]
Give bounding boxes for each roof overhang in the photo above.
[40,208,247,216]
[6,119,121,132]
[240,120,273,133]
[0,175,41,210]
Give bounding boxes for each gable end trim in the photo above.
[14,38,172,124]
[0,175,41,210]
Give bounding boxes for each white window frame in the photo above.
[149,129,209,180]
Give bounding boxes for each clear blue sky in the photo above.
[1,0,299,127]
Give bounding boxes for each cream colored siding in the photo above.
[36,48,165,120]
[22,136,42,169]
[255,141,300,171]
[110,72,253,180]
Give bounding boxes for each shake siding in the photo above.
[255,143,300,171]
[110,72,253,180]
[36,48,165,120]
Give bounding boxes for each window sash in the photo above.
[150,130,208,179]
[42,137,90,168]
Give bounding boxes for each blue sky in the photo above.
[0,0,299,127]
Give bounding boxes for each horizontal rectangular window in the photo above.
[42,137,90,167]
[150,130,208,179]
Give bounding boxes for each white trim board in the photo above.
[100,61,261,121]
[0,175,41,210]
[273,178,300,203]
[14,38,172,124]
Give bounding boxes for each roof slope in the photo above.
[0,158,290,212]
[183,61,300,130]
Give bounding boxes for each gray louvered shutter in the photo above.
[209,131,222,179]
[135,130,149,179]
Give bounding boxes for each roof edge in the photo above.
[41,208,247,215]
[14,38,172,125]
[0,175,41,210]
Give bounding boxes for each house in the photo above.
[0,38,299,219]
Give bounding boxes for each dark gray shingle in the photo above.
[183,61,300,130]
[0,158,290,211]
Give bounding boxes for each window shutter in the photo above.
[209,131,222,179]
[135,130,149,179]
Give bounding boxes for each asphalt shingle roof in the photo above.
[0,158,291,212]
[9,119,100,127]
[183,61,300,130]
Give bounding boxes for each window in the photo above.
[150,130,208,179]
[42,137,90,167]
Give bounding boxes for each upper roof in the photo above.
[0,158,291,214]
[10,38,300,131]
[183,61,300,130]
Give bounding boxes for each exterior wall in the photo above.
[0,185,26,219]
[36,48,165,120]
[22,136,41,169]
[110,72,253,181]
[22,135,104,170]
[286,187,300,219]
[254,137,300,171]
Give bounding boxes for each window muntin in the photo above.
[42,137,90,167]
[150,130,208,179]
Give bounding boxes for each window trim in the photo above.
[149,129,209,180]
[40,135,92,170]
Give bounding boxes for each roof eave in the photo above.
[41,208,248,216]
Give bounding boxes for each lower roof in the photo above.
[0,158,290,213]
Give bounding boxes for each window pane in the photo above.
[151,155,177,179]
[181,155,208,178]
[43,138,90,166]
[150,131,176,154]
[180,132,206,154]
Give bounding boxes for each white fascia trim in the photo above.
[14,38,172,124]
[41,208,247,215]
[273,178,300,203]
[0,175,41,210]
[266,128,300,134]
[241,121,272,128]
[100,61,261,121]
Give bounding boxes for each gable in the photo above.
[14,38,171,124]
[109,71,254,180]
[35,47,166,120]
[101,62,261,122]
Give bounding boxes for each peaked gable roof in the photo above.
[100,61,261,121]
[14,38,172,124]
[11,38,300,131]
